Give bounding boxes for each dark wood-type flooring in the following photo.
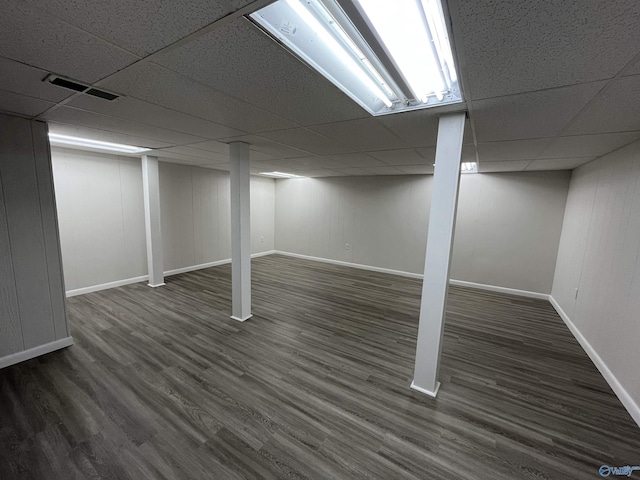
[1,254,639,479]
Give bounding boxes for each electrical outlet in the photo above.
[345,243,351,251]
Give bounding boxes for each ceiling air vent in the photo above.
[45,74,120,101]
[46,75,88,93]
[85,88,119,101]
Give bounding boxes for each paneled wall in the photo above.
[552,140,640,422]
[52,149,276,292]
[0,113,70,368]
[275,171,570,294]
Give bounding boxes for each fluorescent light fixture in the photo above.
[461,162,477,173]
[249,0,462,115]
[260,171,305,178]
[48,133,150,154]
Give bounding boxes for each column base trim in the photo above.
[147,283,166,288]
[410,380,441,398]
[231,314,253,322]
[0,336,74,369]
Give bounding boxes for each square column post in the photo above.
[411,112,466,397]
[142,155,165,287]
[229,142,252,321]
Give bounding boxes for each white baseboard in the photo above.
[66,251,277,297]
[410,380,441,398]
[0,337,74,369]
[273,251,548,299]
[549,296,640,428]
[273,250,424,279]
[66,275,148,297]
[449,279,549,300]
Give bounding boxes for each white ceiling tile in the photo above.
[363,166,405,175]
[477,139,552,162]
[67,95,246,139]
[287,169,343,177]
[151,146,229,164]
[368,149,430,165]
[216,134,311,158]
[48,122,173,149]
[258,157,346,170]
[258,128,355,156]
[0,2,138,84]
[396,165,434,174]
[0,57,73,103]
[525,157,595,171]
[155,18,368,125]
[185,140,230,155]
[564,76,640,135]
[100,62,296,133]
[539,132,640,159]
[415,147,436,163]
[378,110,473,147]
[457,0,640,99]
[309,118,407,151]
[472,82,605,142]
[416,145,477,164]
[333,167,374,176]
[0,90,55,117]
[478,161,531,173]
[31,0,254,57]
[326,153,385,168]
[40,107,207,146]
[203,163,231,172]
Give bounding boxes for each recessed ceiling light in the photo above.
[461,162,477,173]
[259,171,305,178]
[48,133,150,154]
[249,0,462,115]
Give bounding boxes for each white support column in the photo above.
[229,142,252,322]
[142,155,165,287]
[411,112,466,397]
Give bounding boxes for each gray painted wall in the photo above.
[552,140,640,410]
[0,113,69,361]
[52,149,275,291]
[275,171,570,294]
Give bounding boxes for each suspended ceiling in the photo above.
[2,0,640,176]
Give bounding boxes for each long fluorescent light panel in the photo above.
[48,133,150,154]
[250,0,462,115]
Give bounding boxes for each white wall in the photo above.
[275,171,570,294]
[159,162,275,272]
[0,114,70,368]
[52,149,275,291]
[53,147,147,291]
[552,140,640,422]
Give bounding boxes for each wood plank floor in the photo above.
[1,254,639,479]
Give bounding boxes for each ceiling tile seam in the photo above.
[49,105,233,145]
[46,120,205,150]
[144,61,302,132]
[34,0,275,126]
[570,137,640,172]
[439,0,480,162]
[0,87,60,105]
[223,133,319,157]
[152,150,228,163]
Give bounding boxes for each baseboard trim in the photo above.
[66,250,277,297]
[273,251,548,299]
[449,279,549,300]
[0,337,74,369]
[273,251,424,279]
[549,295,640,428]
[66,276,148,297]
[410,380,440,398]
[231,314,253,322]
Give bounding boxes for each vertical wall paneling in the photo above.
[31,121,68,339]
[0,115,55,349]
[0,166,23,355]
[552,139,640,424]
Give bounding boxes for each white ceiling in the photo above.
[2,0,640,176]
